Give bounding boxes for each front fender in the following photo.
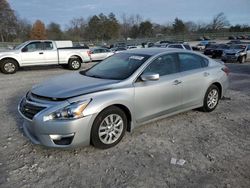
[0,54,21,65]
[67,87,136,128]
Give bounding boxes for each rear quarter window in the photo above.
[184,45,192,50]
[178,53,209,72]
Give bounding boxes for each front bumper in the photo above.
[221,55,238,62]
[18,97,97,148]
[21,115,96,148]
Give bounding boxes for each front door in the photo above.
[133,53,182,123]
[21,41,45,65]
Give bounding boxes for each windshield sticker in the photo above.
[129,56,145,61]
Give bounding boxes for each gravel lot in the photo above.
[0,62,250,188]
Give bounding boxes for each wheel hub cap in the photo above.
[4,63,15,73]
[72,61,80,69]
[98,114,124,144]
[207,89,219,109]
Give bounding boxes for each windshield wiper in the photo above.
[86,74,104,79]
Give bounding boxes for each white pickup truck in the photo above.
[0,40,91,74]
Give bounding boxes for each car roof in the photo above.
[120,47,186,56]
[91,47,108,50]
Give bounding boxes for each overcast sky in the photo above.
[9,0,250,28]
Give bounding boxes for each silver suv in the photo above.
[18,48,229,149]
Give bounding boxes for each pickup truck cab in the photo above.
[0,40,91,74]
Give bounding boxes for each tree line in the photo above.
[1,0,250,42]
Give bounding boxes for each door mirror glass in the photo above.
[141,72,159,81]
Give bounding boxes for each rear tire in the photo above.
[201,85,220,112]
[91,106,127,149]
[0,59,18,74]
[68,58,81,70]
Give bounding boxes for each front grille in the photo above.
[19,99,46,120]
[30,92,65,102]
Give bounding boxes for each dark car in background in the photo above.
[221,44,250,63]
[212,44,230,58]
[204,44,218,56]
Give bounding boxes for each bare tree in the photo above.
[65,17,87,41]
[0,0,18,41]
[210,12,230,31]
[120,14,143,39]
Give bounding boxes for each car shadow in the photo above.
[18,65,65,72]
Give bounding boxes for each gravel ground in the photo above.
[0,62,250,188]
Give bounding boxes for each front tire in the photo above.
[91,106,127,149]
[239,56,246,64]
[68,58,81,70]
[201,85,220,112]
[0,59,18,74]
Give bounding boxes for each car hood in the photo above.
[31,72,120,99]
[0,50,18,57]
[224,49,244,54]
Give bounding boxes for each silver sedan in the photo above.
[90,47,114,61]
[18,48,229,149]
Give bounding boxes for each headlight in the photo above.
[222,52,226,56]
[235,53,240,57]
[43,100,91,121]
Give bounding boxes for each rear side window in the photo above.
[144,54,178,76]
[168,44,183,49]
[178,53,208,72]
[44,42,53,50]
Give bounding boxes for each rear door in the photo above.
[134,53,182,123]
[20,41,45,65]
[177,53,210,108]
[43,41,58,64]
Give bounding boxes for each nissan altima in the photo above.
[18,48,229,149]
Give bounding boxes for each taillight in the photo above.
[222,66,229,76]
[87,50,91,57]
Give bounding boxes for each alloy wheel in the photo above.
[98,114,124,144]
[207,89,219,109]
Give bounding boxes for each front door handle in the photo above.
[173,80,182,85]
[204,72,210,77]
[39,52,44,55]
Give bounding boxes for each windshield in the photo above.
[82,53,151,80]
[229,45,246,50]
[14,42,29,50]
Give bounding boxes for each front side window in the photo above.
[82,53,151,80]
[184,44,192,50]
[93,49,102,53]
[144,54,178,76]
[23,42,43,52]
[178,53,208,72]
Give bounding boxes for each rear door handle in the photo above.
[173,80,182,85]
[39,52,44,55]
[204,72,210,77]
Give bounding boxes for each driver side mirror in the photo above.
[140,72,159,81]
[22,47,28,52]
